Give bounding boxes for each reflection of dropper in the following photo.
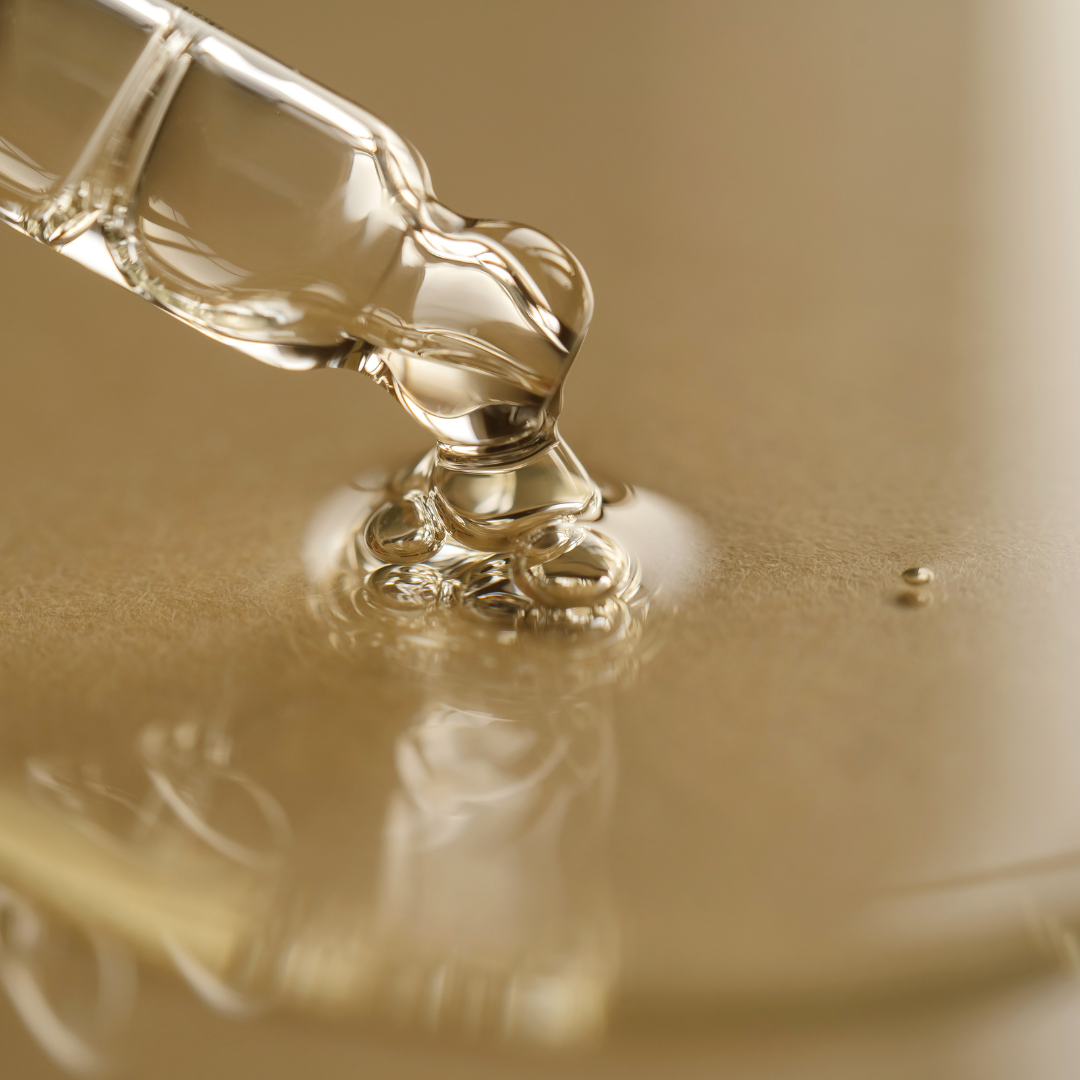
[0,481,704,1056]
[370,699,616,1044]
[0,0,599,542]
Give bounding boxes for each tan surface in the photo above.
[3,0,1080,1075]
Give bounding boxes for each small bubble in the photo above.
[364,491,445,564]
[896,589,932,608]
[366,564,444,612]
[464,591,533,623]
[512,524,630,609]
[457,557,533,625]
[901,567,934,585]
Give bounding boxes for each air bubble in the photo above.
[364,491,445,564]
[365,564,444,612]
[512,524,630,610]
[458,557,533,625]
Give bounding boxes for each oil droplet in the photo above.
[512,524,630,609]
[901,567,934,585]
[896,589,932,608]
[364,491,445,564]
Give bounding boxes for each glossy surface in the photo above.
[5,0,1080,1076]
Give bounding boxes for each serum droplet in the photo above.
[901,567,934,585]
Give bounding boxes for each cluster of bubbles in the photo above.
[311,460,658,693]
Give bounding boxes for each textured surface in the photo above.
[4,0,1080,1076]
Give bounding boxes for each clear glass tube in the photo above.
[0,0,594,462]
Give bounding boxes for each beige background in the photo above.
[4,0,1080,1075]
